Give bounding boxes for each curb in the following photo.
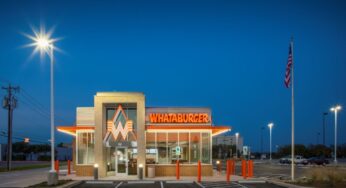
[266,180,314,188]
[56,180,83,188]
[237,180,266,184]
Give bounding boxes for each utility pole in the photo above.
[2,84,20,171]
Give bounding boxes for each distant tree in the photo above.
[57,142,64,147]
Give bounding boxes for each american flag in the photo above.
[285,44,293,88]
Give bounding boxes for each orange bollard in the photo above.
[56,160,59,174]
[247,160,251,178]
[241,160,247,179]
[231,160,235,175]
[226,160,230,183]
[68,160,71,175]
[249,160,252,178]
[249,160,254,177]
[197,160,201,183]
[176,160,180,180]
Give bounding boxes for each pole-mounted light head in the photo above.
[268,123,274,129]
[23,24,61,60]
[331,105,342,112]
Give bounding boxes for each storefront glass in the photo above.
[190,132,200,163]
[77,131,95,164]
[179,132,189,163]
[168,132,178,163]
[157,132,167,163]
[202,132,211,163]
[145,131,211,164]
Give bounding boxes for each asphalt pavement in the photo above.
[73,181,286,188]
[72,181,200,188]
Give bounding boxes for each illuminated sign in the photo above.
[104,105,136,141]
[149,113,210,124]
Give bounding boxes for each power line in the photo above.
[0,129,50,143]
[0,130,49,144]
[19,88,71,125]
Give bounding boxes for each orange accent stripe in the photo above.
[146,125,231,136]
[57,126,95,136]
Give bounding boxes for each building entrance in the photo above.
[116,147,127,176]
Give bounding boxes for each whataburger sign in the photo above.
[149,113,210,124]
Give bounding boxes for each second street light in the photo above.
[330,105,342,163]
[235,132,239,158]
[268,123,274,161]
[25,25,60,185]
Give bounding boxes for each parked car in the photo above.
[279,155,291,164]
[307,157,329,165]
[294,155,308,165]
[279,155,308,165]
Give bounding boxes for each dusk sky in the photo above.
[0,0,345,152]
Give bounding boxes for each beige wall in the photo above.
[94,92,145,177]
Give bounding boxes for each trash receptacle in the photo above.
[148,166,155,178]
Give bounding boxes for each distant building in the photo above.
[56,146,72,161]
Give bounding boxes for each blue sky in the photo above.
[0,0,345,151]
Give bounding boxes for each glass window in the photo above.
[190,133,200,163]
[157,132,167,164]
[77,131,95,164]
[202,132,211,163]
[168,133,178,163]
[145,132,156,164]
[179,132,189,163]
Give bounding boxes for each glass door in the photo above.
[116,147,128,176]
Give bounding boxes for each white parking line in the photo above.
[160,181,164,188]
[128,181,155,184]
[115,181,123,188]
[166,180,194,184]
[194,181,205,188]
[85,181,113,184]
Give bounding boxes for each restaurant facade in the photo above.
[57,92,230,177]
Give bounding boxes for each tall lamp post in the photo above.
[330,105,341,163]
[268,123,274,161]
[26,27,59,185]
[235,132,239,158]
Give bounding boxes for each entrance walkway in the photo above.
[64,170,260,182]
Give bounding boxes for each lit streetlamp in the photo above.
[330,105,342,163]
[268,123,274,161]
[25,26,60,185]
[235,132,239,158]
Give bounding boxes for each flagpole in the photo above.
[291,38,295,181]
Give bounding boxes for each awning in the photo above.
[57,126,95,136]
[146,125,231,136]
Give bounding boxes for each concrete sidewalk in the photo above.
[0,167,51,187]
[0,166,70,188]
[65,169,261,182]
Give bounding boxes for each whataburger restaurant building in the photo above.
[57,92,231,177]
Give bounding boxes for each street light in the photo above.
[268,123,274,161]
[25,25,60,185]
[330,105,342,163]
[235,132,239,158]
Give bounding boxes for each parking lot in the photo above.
[73,181,199,188]
[72,181,286,188]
